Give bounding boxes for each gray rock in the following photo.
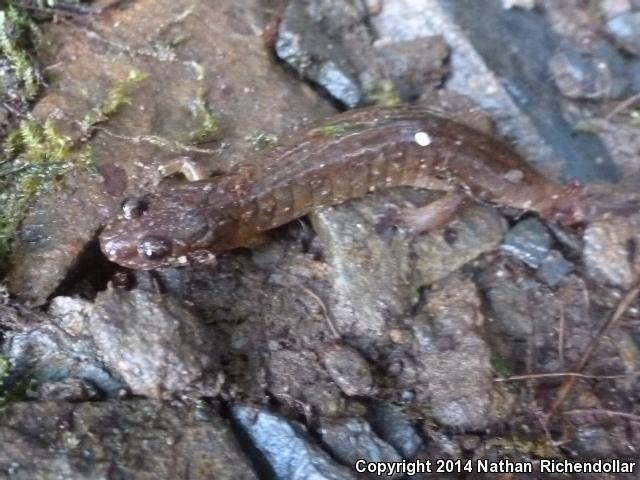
[628,58,640,93]
[274,0,449,106]
[408,276,513,429]
[320,343,374,397]
[574,426,614,456]
[480,264,537,339]
[548,44,629,100]
[537,249,573,287]
[3,289,221,400]
[501,218,573,286]
[411,204,507,287]
[584,214,640,288]
[232,406,356,480]
[268,348,344,416]
[87,288,221,398]
[312,191,505,349]
[600,0,632,19]
[311,192,417,349]
[0,400,257,480]
[319,417,401,479]
[3,321,124,399]
[366,405,424,458]
[606,12,640,55]
[275,0,363,107]
[371,36,449,101]
[501,217,553,269]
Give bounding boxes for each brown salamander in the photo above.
[100,105,586,270]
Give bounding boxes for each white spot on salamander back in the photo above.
[414,131,432,147]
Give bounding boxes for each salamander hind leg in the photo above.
[376,192,466,238]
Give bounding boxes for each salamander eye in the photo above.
[121,197,147,219]
[138,236,172,260]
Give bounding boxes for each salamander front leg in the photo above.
[158,156,210,181]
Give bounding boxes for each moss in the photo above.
[491,355,514,377]
[184,61,219,143]
[187,100,219,142]
[80,69,148,135]
[0,117,92,263]
[365,80,402,107]
[0,6,42,101]
[246,131,278,150]
[0,68,151,266]
[487,435,561,459]
[0,354,30,404]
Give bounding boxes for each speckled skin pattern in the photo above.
[100,106,585,269]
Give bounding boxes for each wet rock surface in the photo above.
[584,212,640,288]
[7,0,334,305]
[233,406,356,480]
[274,0,449,106]
[1,0,640,478]
[0,400,258,480]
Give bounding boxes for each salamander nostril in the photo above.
[138,236,172,260]
[121,197,147,219]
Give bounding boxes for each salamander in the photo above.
[99,105,587,270]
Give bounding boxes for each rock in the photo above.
[600,0,632,19]
[606,12,640,55]
[268,348,344,416]
[501,217,552,269]
[371,37,450,102]
[548,44,629,100]
[320,343,374,397]
[584,214,640,288]
[3,319,125,400]
[628,58,640,93]
[366,405,424,458]
[574,426,614,456]
[87,288,221,398]
[312,191,505,350]
[3,289,221,400]
[310,191,418,349]
[0,400,258,479]
[232,406,356,480]
[274,0,449,106]
[502,0,536,9]
[480,265,536,339]
[275,0,363,107]
[407,275,513,429]
[319,417,401,479]
[411,205,507,287]
[537,249,573,287]
[501,218,573,286]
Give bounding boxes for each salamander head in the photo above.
[100,195,233,270]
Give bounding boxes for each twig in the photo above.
[546,274,640,419]
[302,286,341,339]
[558,303,565,368]
[495,372,633,382]
[95,127,222,154]
[604,92,640,121]
[564,408,640,422]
